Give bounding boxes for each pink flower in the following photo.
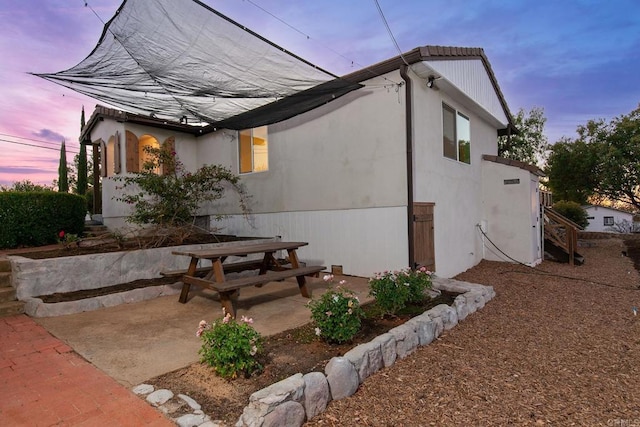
[240,315,253,324]
[339,280,347,285]
[59,230,65,239]
[323,274,334,282]
[199,320,207,328]
[222,313,232,324]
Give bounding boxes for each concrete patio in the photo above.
[34,274,372,387]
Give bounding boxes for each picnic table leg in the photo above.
[259,252,276,274]
[211,258,238,316]
[218,291,237,318]
[287,249,311,298]
[179,257,199,303]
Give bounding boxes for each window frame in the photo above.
[603,216,614,226]
[238,126,269,174]
[442,103,471,164]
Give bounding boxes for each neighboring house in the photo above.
[583,205,636,233]
[81,45,543,278]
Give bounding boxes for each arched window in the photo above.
[138,134,160,174]
[125,132,174,174]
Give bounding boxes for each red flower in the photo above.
[59,230,65,239]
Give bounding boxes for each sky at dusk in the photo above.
[1,0,639,187]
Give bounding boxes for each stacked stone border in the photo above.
[8,238,274,317]
[133,277,495,427]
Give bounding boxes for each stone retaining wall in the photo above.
[234,277,495,427]
[9,238,275,317]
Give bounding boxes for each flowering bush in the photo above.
[308,275,365,344]
[368,267,433,316]
[57,230,79,248]
[197,312,263,379]
[114,144,250,233]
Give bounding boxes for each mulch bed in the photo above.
[306,236,640,426]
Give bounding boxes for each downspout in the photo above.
[400,64,415,269]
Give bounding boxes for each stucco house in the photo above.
[80,45,544,279]
[583,205,636,233]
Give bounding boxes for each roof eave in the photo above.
[341,45,517,135]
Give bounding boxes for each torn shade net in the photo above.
[35,0,360,130]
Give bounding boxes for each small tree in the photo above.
[498,107,548,166]
[58,140,69,193]
[76,107,89,195]
[114,144,249,243]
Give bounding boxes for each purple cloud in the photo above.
[32,129,65,143]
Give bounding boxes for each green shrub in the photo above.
[115,145,249,228]
[552,200,589,229]
[0,192,86,248]
[197,314,263,379]
[308,277,365,344]
[368,267,433,316]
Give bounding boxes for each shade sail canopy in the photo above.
[36,0,360,130]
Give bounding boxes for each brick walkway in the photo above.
[0,315,173,426]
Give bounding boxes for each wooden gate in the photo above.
[413,202,435,271]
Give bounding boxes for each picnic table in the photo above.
[168,241,325,318]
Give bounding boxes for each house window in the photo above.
[106,136,116,177]
[239,126,268,174]
[603,216,614,226]
[442,103,471,164]
[139,134,160,174]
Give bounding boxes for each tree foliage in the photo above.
[552,200,589,229]
[1,180,53,192]
[545,137,600,204]
[498,107,548,165]
[58,141,69,193]
[76,107,89,195]
[593,105,640,210]
[546,104,640,211]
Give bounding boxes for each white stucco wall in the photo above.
[91,120,200,230]
[200,71,410,277]
[481,161,541,265]
[216,206,408,278]
[584,206,634,233]
[411,70,502,277]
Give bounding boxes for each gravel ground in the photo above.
[305,237,640,426]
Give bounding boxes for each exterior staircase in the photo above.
[0,258,24,317]
[84,217,109,238]
[543,207,584,265]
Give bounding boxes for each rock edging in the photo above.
[233,277,495,427]
[131,277,495,427]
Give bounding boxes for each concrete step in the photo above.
[0,286,16,303]
[0,272,10,288]
[84,225,110,238]
[0,300,25,317]
[0,259,10,273]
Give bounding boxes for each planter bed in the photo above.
[9,237,277,317]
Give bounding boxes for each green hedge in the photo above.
[552,200,589,229]
[0,192,86,248]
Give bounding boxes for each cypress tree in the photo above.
[77,107,88,195]
[58,140,69,193]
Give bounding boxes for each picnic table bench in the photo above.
[169,241,325,317]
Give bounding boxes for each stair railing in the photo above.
[543,207,580,266]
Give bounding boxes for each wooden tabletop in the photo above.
[172,241,309,259]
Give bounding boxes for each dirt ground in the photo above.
[305,236,640,426]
